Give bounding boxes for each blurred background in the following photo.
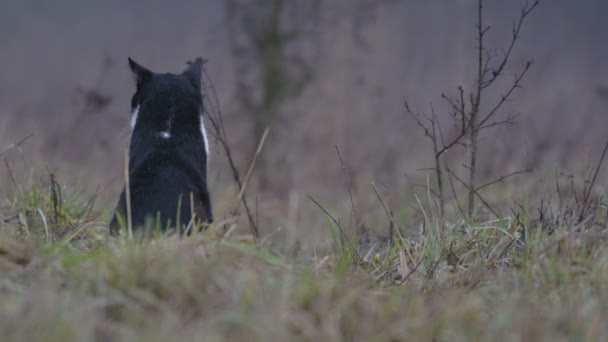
[1,0,607,244]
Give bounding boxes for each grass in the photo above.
[1,174,608,341]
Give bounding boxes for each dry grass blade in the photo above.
[124,149,133,239]
[230,128,270,225]
[335,146,358,237]
[307,195,356,253]
[371,182,400,237]
[225,127,269,242]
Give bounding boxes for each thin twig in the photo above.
[444,165,466,218]
[307,195,354,249]
[4,158,18,190]
[477,61,534,130]
[201,61,260,241]
[234,128,269,205]
[429,106,444,217]
[335,146,355,210]
[229,128,269,241]
[580,138,608,219]
[478,112,521,130]
[480,0,539,89]
[436,114,466,218]
[0,133,34,159]
[447,168,499,218]
[401,256,424,283]
[335,146,357,236]
[475,169,532,192]
[371,182,400,236]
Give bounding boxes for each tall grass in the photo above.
[3,169,607,341]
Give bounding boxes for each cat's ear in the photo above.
[128,57,153,89]
[182,58,203,89]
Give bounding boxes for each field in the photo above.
[1,1,608,341]
[1,169,608,341]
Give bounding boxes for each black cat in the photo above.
[109,58,213,235]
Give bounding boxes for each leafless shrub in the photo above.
[406,0,539,221]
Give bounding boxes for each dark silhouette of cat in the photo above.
[109,58,213,235]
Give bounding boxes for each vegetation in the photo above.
[1,169,608,341]
[2,1,608,341]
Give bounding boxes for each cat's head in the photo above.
[127,58,206,146]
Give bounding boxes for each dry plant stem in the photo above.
[404,102,444,217]
[430,108,444,216]
[124,149,133,240]
[555,169,564,210]
[580,138,608,220]
[229,128,269,241]
[466,131,478,217]
[184,192,196,235]
[48,173,60,230]
[233,128,269,205]
[436,113,465,218]
[475,169,532,192]
[190,192,195,223]
[371,182,400,237]
[0,133,34,159]
[200,63,259,241]
[335,146,357,237]
[445,164,465,218]
[467,0,485,217]
[402,257,424,284]
[447,168,499,218]
[307,195,357,254]
[4,158,18,191]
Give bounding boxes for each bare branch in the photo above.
[435,131,467,158]
[405,101,435,140]
[441,93,461,115]
[458,86,466,135]
[443,164,466,218]
[478,112,521,130]
[475,169,532,192]
[447,167,499,218]
[480,0,539,89]
[436,121,465,218]
[477,60,534,130]
[430,106,445,217]
[201,62,260,241]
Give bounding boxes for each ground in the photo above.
[1,176,607,342]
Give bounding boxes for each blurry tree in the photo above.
[226,0,321,188]
[225,0,397,189]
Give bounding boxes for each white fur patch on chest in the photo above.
[130,105,140,129]
[200,112,209,157]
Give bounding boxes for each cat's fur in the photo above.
[109,58,213,235]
